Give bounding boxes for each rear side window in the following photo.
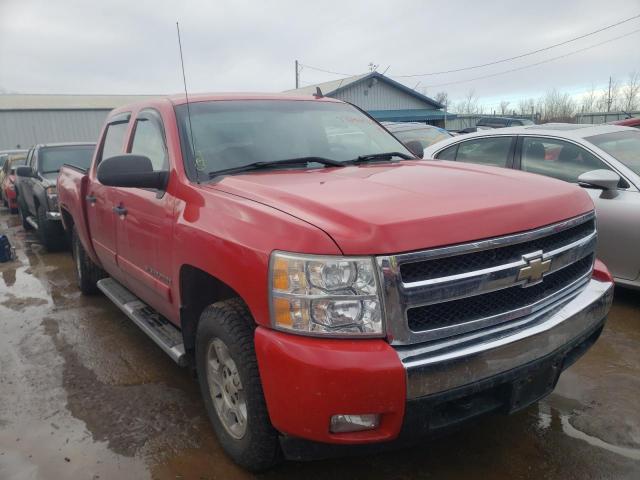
[99,121,129,164]
[436,144,458,160]
[39,145,95,174]
[130,118,168,172]
[455,137,513,167]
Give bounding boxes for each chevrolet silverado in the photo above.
[57,93,614,471]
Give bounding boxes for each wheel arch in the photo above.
[179,264,250,360]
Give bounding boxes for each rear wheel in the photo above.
[196,299,281,472]
[71,227,105,294]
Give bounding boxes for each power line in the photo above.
[393,13,640,77]
[423,28,640,89]
[298,63,356,77]
[297,13,639,81]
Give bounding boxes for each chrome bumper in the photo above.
[397,278,613,399]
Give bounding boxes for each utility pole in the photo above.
[606,76,612,112]
[295,60,299,89]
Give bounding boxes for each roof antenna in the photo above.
[314,87,324,98]
[176,21,201,183]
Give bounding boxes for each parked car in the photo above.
[382,122,452,156]
[609,117,640,129]
[476,116,535,128]
[423,123,640,289]
[57,94,612,471]
[0,150,28,213]
[15,143,95,250]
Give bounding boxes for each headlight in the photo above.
[45,186,59,210]
[269,252,384,337]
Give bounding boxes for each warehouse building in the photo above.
[284,71,448,125]
[0,94,158,150]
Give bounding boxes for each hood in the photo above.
[209,160,594,255]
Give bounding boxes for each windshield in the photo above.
[175,100,412,177]
[39,145,95,173]
[393,127,452,149]
[585,130,640,176]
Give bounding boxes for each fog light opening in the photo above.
[329,414,380,433]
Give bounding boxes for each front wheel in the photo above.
[16,194,32,231]
[196,299,281,472]
[36,204,66,251]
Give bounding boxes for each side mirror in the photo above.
[97,154,168,190]
[404,140,424,158]
[578,169,620,199]
[16,166,34,178]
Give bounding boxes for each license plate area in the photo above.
[508,360,561,413]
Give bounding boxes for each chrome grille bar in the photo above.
[377,211,597,345]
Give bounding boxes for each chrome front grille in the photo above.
[377,212,597,345]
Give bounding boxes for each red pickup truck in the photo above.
[57,93,614,471]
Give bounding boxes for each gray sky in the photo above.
[1,0,639,109]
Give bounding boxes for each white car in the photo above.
[423,124,640,289]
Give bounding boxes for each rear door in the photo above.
[87,113,131,275]
[516,135,640,281]
[113,109,175,319]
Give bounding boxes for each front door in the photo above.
[113,109,175,320]
[518,136,640,281]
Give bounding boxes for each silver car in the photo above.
[423,124,640,289]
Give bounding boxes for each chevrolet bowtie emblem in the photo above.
[518,255,551,286]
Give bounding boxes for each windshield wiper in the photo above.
[208,156,345,178]
[352,152,414,163]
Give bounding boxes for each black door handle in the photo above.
[86,194,97,204]
[112,205,128,216]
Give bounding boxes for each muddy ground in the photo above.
[0,207,639,480]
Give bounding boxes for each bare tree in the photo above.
[434,91,449,108]
[499,100,510,115]
[540,89,576,122]
[456,89,479,114]
[621,71,640,111]
[580,84,598,113]
[517,98,535,117]
[598,77,620,112]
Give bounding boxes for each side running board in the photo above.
[97,278,187,367]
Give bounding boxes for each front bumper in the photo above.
[255,276,613,455]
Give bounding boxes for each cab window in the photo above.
[99,121,129,164]
[130,118,168,172]
[454,137,513,167]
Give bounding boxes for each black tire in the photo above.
[16,194,32,231]
[196,298,281,472]
[71,227,105,295]
[36,204,66,251]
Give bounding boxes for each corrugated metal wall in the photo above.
[0,109,110,150]
[575,111,640,124]
[333,80,430,110]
